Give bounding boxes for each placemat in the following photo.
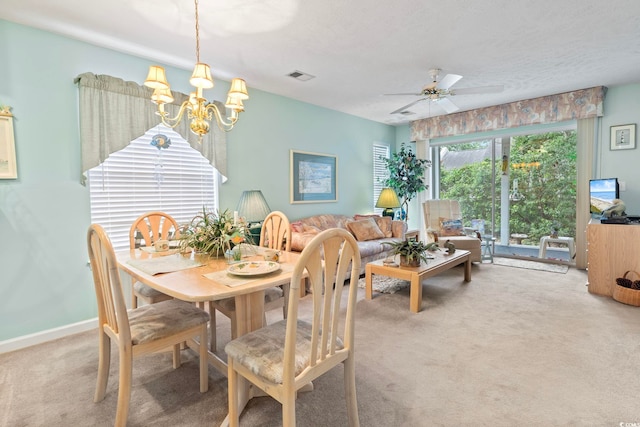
[204,262,295,288]
[139,247,180,255]
[127,255,204,275]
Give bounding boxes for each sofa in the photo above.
[290,214,408,275]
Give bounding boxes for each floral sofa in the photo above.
[290,214,408,276]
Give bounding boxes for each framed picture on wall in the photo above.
[610,124,636,150]
[0,109,17,179]
[290,150,337,203]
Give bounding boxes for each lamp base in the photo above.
[382,208,395,217]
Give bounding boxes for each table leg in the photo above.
[365,264,373,300]
[464,258,471,282]
[222,291,265,426]
[409,273,422,313]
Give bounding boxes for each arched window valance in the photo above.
[75,72,227,184]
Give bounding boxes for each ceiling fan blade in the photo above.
[383,92,422,96]
[435,97,460,114]
[452,85,504,95]
[391,98,426,114]
[436,74,462,90]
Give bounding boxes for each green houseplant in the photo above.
[381,143,431,221]
[383,239,430,267]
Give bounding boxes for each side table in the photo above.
[481,235,496,263]
[539,236,575,259]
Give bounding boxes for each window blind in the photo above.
[88,126,219,251]
[373,144,390,215]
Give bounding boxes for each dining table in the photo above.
[115,244,305,426]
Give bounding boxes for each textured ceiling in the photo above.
[3,0,640,126]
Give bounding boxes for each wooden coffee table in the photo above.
[365,249,471,313]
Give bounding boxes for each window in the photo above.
[88,125,219,251]
[373,144,390,214]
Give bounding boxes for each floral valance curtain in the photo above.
[410,86,607,141]
[75,72,227,184]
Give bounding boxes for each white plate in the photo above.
[227,261,280,276]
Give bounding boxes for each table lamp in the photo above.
[236,189,271,227]
[376,187,401,217]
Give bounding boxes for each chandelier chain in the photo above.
[194,0,200,63]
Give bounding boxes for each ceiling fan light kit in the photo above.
[387,68,504,116]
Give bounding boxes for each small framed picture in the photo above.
[610,124,636,151]
[0,110,17,179]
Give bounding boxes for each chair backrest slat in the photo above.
[88,224,132,344]
[260,211,292,251]
[284,228,360,383]
[129,211,179,249]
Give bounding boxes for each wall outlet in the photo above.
[620,181,626,191]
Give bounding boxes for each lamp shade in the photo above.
[236,190,271,223]
[376,188,401,208]
[190,63,214,89]
[228,78,249,100]
[144,65,170,90]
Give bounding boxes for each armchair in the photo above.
[422,199,482,263]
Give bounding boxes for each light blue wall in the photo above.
[599,84,640,213]
[0,20,397,341]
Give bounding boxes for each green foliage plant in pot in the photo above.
[383,239,430,267]
[381,142,431,221]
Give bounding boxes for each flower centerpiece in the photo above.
[179,208,252,257]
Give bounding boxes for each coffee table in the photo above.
[365,249,471,313]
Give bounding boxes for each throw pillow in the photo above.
[354,214,392,238]
[303,224,321,234]
[290,221,304,233]
[439,217,464,236]
[290,232,317,252]
[346,217,385,241]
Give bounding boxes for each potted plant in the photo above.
[381,142,431,221]
[179,208,252,257]
[383,239,430,267]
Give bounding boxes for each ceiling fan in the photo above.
[386,68,504,115]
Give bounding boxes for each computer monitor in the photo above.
[589,178,620,214]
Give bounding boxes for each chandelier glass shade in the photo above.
[144,0,248,138]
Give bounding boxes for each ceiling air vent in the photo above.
[287,70,315,81]
[399,111,415,116]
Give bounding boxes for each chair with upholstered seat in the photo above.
[422,199,482,262]
[129,211,179,308]
[87,224,209,427]
[209,211,292,352]
[225,227,361,426]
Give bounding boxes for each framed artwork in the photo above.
[0,109,17,179]
[290,150,337,203]
[610,124,636,151]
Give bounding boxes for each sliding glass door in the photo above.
[433,129,577,263]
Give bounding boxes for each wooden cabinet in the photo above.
[587,221,640,296]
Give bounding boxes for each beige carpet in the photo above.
[2,264,640,426]
[493,256,570,273]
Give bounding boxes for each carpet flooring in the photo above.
[2,264,640,426]
[493,256,570,273]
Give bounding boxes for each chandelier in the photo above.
[143,0,248,138]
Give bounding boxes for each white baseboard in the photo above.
[0,318,98,354]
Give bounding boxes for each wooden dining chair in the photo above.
[209,211,292,352]
[129,211,179,308]
[225,228,361,427]
[87,224,209,427]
